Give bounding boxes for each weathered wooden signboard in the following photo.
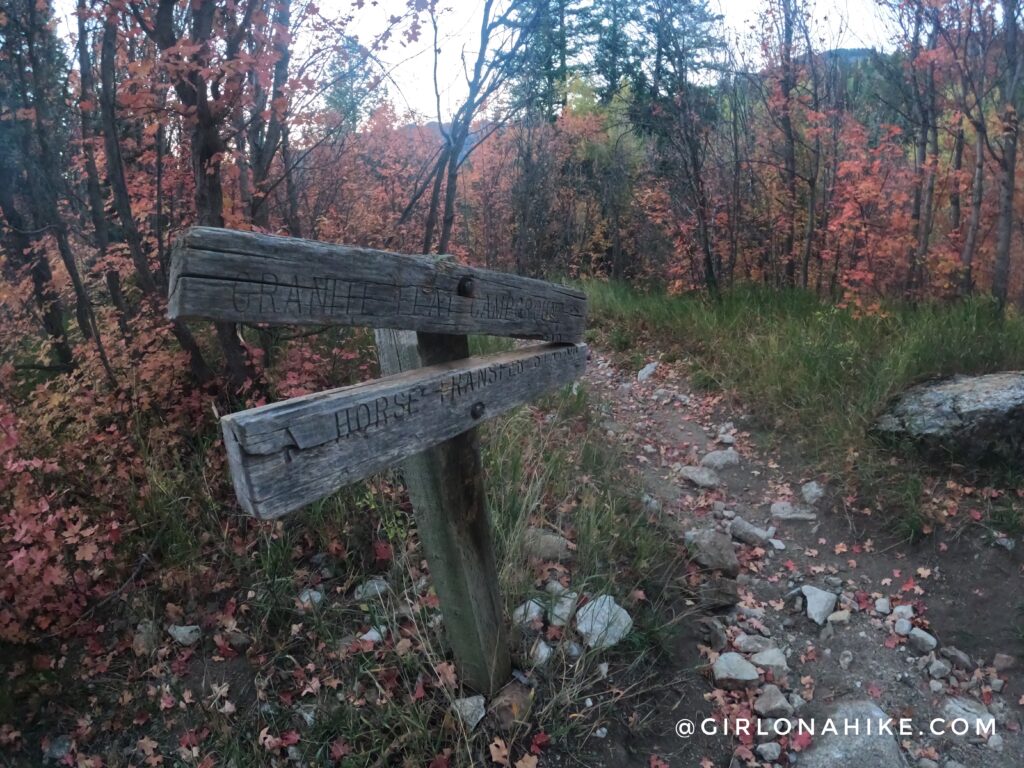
[169,227,588,694]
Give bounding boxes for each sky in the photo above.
[353,0,896,121]
[51,0,896,122]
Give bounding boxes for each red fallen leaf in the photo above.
[867,681,884,699]
[411,675,427,701]
[427,752,451,768]
[648,756,670,768]
[854,590,872,611]
[279,731,300,747]
[899,577,917,593]
[790,731,813,751]
[884,634,900,649]
[969,509,983,521]
[329,739,353,760]
[530,731,551,755]
[373,539,393,563]
[783,559,798,572]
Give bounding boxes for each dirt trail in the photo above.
[583,349,1024,768]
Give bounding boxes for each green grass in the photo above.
[585,280,1024,526]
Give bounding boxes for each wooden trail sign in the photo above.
[169,227,586,342]
[222,342,586,519]
[169,227,588,694]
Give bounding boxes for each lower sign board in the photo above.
[222,342,587,518]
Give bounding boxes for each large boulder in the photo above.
[796,700,908,768]
[874,372,1024,464]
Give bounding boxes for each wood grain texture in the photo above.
[375,329,511,694]
[221,341,586,519]
[169,227,586,342]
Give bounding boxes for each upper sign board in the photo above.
[169,227,586,342]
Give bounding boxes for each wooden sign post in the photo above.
[169,227,587,694]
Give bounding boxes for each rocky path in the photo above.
[585,351,1023,768]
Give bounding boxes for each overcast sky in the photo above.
[356,0,894,121]
[51,0,895,122]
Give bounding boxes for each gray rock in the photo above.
[874,372,1024,464]
[522,528,573,562]
[941,697,995,733]
[697,617,729,652]
[769,538,786,550]
[875,598,891,615]
[680,465,721,489]
[712,652,760,690]
[512,598,545,628]
[987,733,1004,752]
[909,628,937,653]
[353,577,390,601]
[754,684,793,717]
[450,696,485,729]
[929,659,952,679]
[802,585,838,625]
[701,449,740,470]
[167,624,202,646]
[892,604,914,620]
[929,679,945,693]
[944,762,967,768]
[548,591,579,627]
[770,501,818,521]
[751,647,789,679]
[729,517,770,545]
[801,481,826,505]
[575,595,632,649]
[734,633,774,654]
[637,362,659,382]
[641,493,661,513]
[796,700,909,768]
[894,618,913,636]
[699,576,740,609]
[917,760,939,768]
[789,692,807,711]
[757,743,782,762]
[686,529,741,576]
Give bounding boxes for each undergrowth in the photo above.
[585,280,1024,531]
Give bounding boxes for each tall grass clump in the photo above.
[586,280,1024,515]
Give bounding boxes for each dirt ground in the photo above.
[578,349,1024,768]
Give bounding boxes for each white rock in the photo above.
[801,481,826,505]
[891,604,914,620]
[770,501,817,521]
[167,624,202,646]
[874,598,891,615]
[575,595,633,649]
[359,627,385,643]
[941,697,995,734]
[769,538,786,550]
[452,695,486,730]
[680,466,721,489]
[734,633,774,654]
[531,639,554,666]
[298,588,323,608]
[712,652,760,689]
[637,362,659,382]
[353,577,390,601]
[894,619,913,636]
[594,726,608,738]
[513,599,545,628]
[549,592,579,627]
[802,585,838,625]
